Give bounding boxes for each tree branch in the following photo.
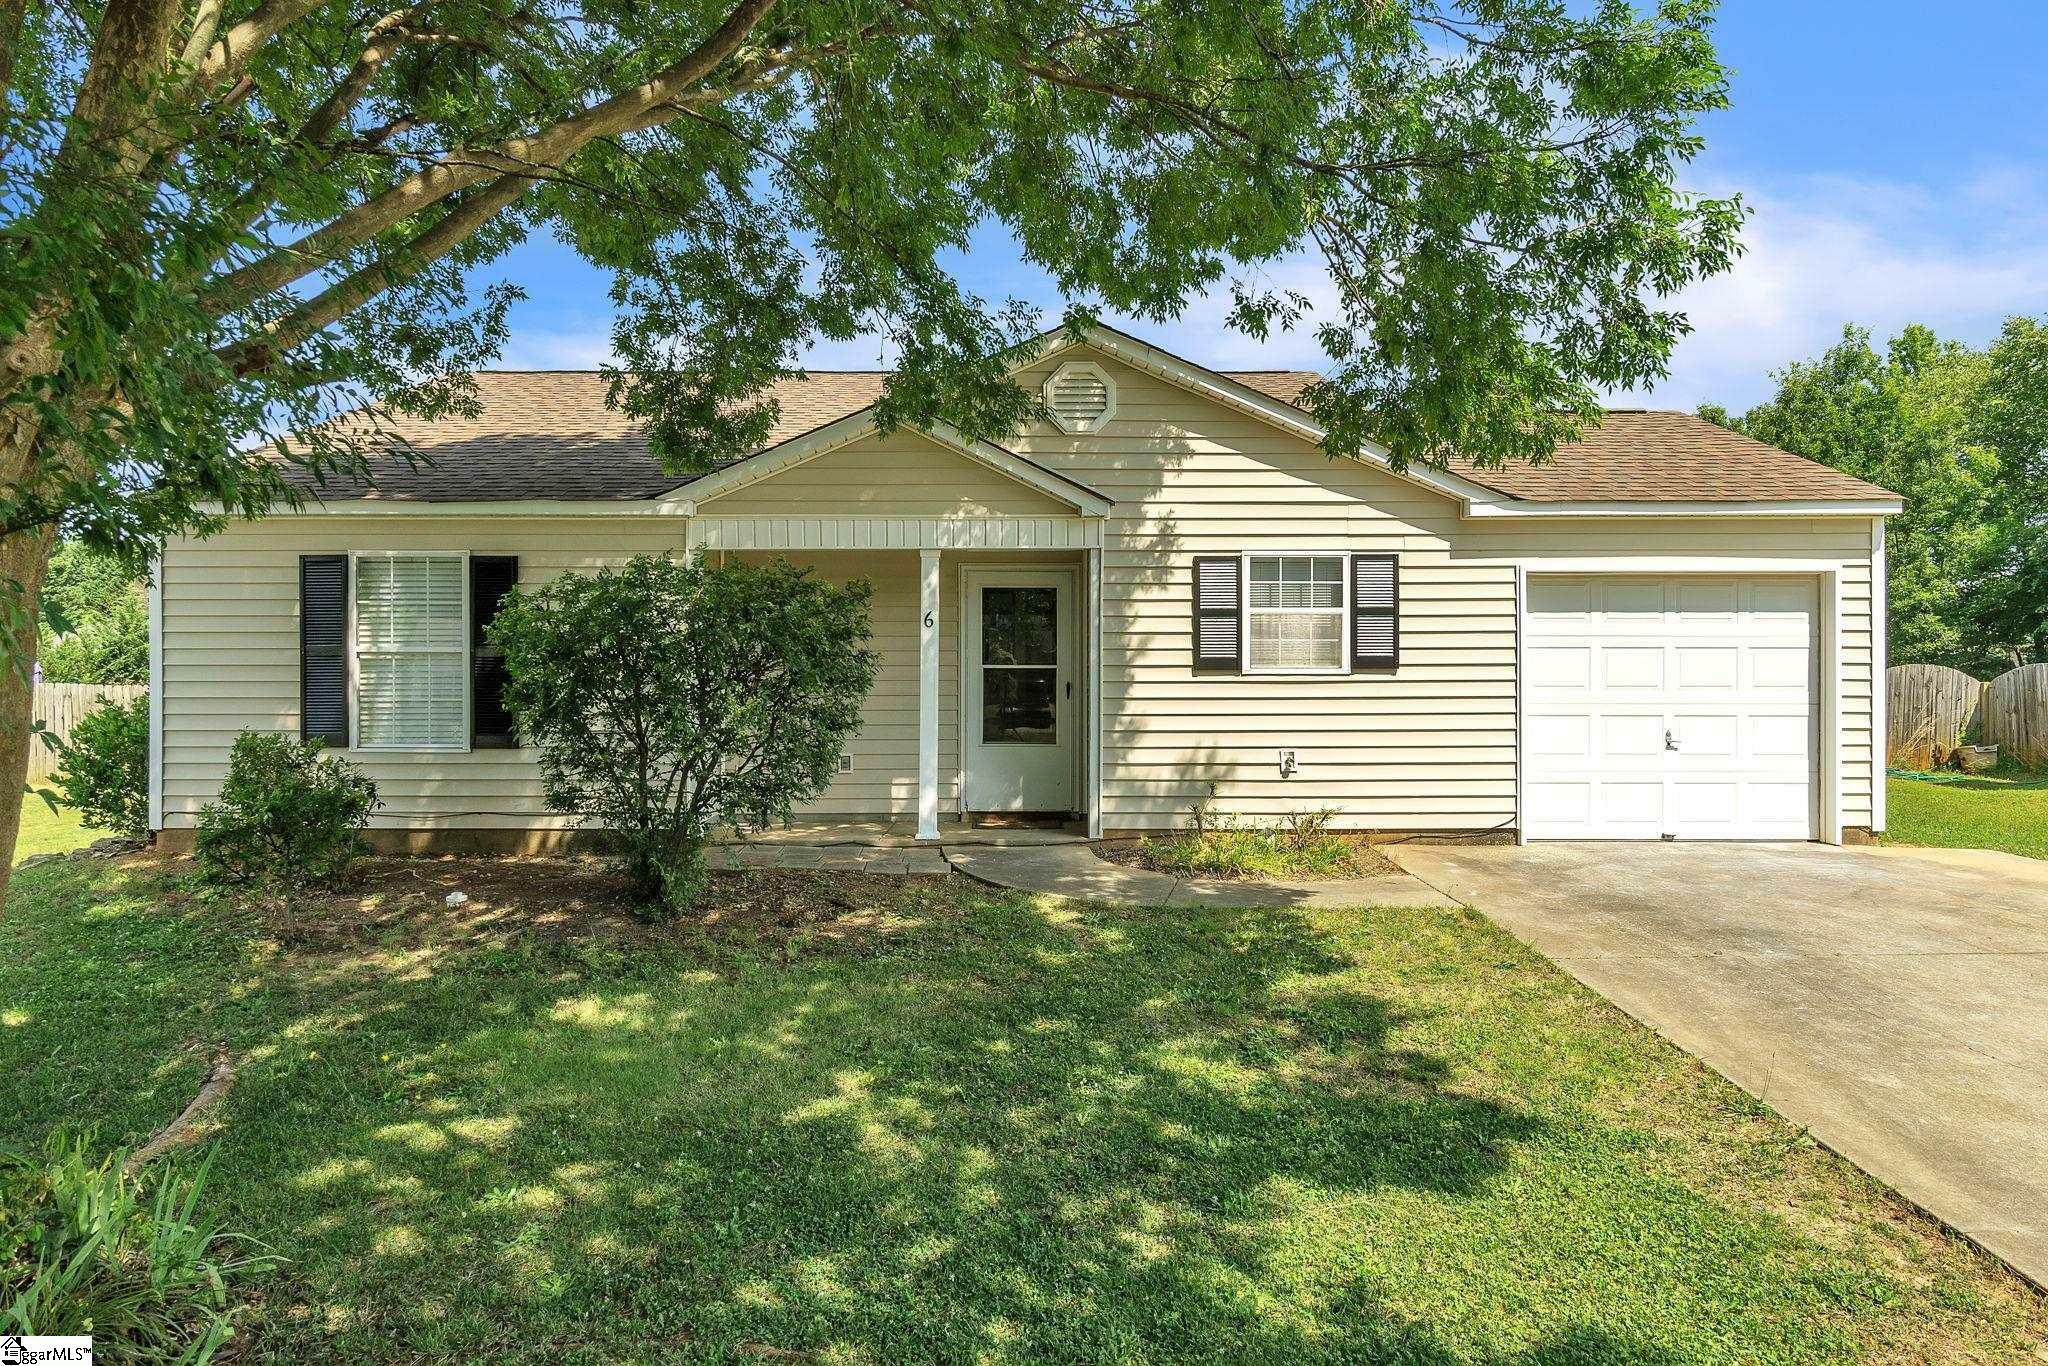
[203,0,784,314]
[0,0,29,102]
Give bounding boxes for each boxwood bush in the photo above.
[53,691,150,838]
[194,732,379,888]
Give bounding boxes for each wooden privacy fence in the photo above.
[29,682,145,782]
[1887,662,2048,769]
[1986,664,2048,769]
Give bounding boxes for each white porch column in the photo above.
[1086,545,1103,839]
[917,548,941,841]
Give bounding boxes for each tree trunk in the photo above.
[0,523,58,915]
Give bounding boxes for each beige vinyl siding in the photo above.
[1002,350,1513,831]
[999,347,1880,833]
[159,516,685,830]
[155,345,1882,837]
[698,430,1073,517]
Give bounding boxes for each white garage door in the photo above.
[1524,575,1819,840]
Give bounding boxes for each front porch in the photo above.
[681,425,1113,840]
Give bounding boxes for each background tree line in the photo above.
[36,542,147,684]
[1703,316,2048,677]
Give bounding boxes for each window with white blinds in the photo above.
[1246,555,1347,673]
[354,553,468,749]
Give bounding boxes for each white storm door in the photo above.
[1524,575,1819,840]
[963,570,1077,812]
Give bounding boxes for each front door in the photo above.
[963,570,1077,813]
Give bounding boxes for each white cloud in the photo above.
[1623,170,2048,412]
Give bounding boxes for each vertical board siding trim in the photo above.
[147,554,164,830]
[1088,545,1104,838]
[1826,567,1844,844]
[1872,517,1888,831]
[917,548,941,839]
[1512,563,1526,845]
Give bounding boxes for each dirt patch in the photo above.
[1097,835,1398,882]
[152,853,955,964]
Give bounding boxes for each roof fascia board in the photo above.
[1463,498,1904,518]
[200,498,688,516]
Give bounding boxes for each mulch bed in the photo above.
[141,851,955,959]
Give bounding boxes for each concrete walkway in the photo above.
[1388,840,2048,1291]
[944,842,1460,909]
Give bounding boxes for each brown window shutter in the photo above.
[1351,553,1399,671]
[1192,556,1242,673]
[471,555,520,747]
[300,555,349,745]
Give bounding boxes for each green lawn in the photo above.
[13,793,110,861]
[1885,770,2048,860]
[3,858,2044,1362]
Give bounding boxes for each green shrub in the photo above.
[491,553,877,916]
[194,732,379,888]
[53,692,151,838]
[1,1137,272,1359]
[1127,807,1389,880]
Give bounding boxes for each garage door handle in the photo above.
[1665,729,1679,752]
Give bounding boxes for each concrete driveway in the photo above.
[1388,840,2048,1289]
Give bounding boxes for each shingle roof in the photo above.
[276,371,1895,505]
[1448,410,1895,502]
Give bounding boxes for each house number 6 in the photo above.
[924,610,935,628]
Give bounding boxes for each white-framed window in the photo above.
[351,551,469,750]
[1244,553,1348,674]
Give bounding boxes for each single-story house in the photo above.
[148,324,1902,849]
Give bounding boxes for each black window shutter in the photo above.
[1351,553,1399,671]
[299,555,349,746]
[1191,556,1242,673]
[471,555,520,747]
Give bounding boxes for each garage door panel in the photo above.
[1677,582,1739,618]
[1601,713,1665,759]
[1529,578,1592,617]
[1598,782,1664,835]
[1530,644,1592,689]
[1752,646,1810,690]
[1602,647,1665,690]
[1527,713,1591,758]
[1746,781,1813,829]
[1673,713,1737,759]
[1604,580,1664,616]
[1750,712,1814,760]
[1673,780,1740,827]
[1751,582,1813,618]
[1676,646,1739,691]
[1525,574,1817,841]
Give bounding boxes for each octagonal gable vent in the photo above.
[1043,361,1116,434]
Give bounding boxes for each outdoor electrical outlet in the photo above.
[1278,749,1299,777]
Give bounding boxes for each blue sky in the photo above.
[489,1,2048,414]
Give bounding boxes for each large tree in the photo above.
[0,0,1740,900]
[1704,319,2048,674]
